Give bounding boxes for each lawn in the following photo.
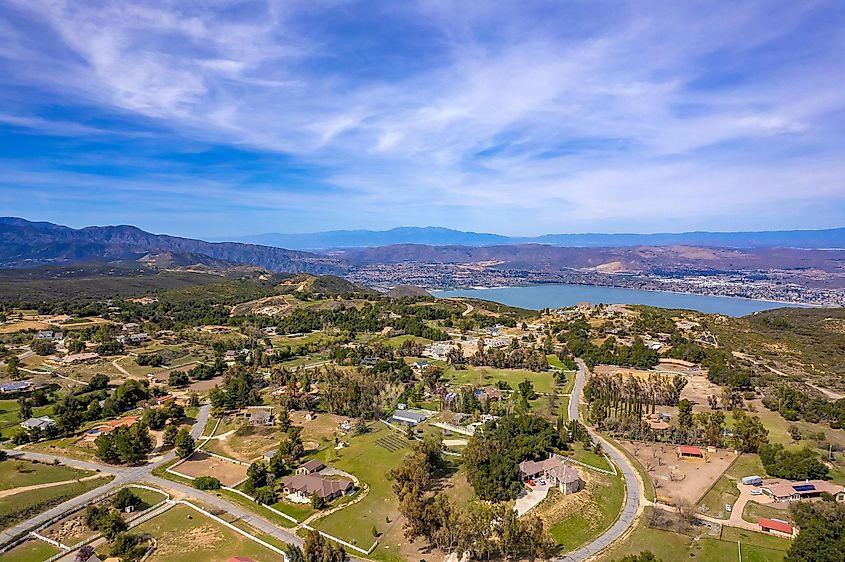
[698,454,765,518]
[132,503,280,562]
[445,365,557,394]
[568,443,613,472]
[0,399,53,439]
[0,458,93,491]
[549,469,625,552]
[595,508,789,562]
[310,424,409,549]
[0,476,113,530]
[1,538,60,562]
[742,500,791,525]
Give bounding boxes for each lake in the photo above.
[432,284,802,316]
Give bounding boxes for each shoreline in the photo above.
[429,282,826,309]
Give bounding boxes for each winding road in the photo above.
[559,359,645,562]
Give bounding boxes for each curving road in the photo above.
[559,359,644,562]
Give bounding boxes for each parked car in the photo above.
[526,479,536,486]
[750,489,763,496]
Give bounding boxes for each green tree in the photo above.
[732,409,769,453]
[175,428,195,458]
[17,396,32,421]
[677,399,694,430]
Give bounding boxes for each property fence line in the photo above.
[431,421,475,436]
[179,500,289,557]
[565,455,618,476]
[197,449,252,466]
[34,485,173,562]
[29,531,69,551]
[301,522,378,555]
[221,486,299,524]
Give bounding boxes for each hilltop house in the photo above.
[281,462,353,502]
[390,409,426,426]
[519,454,584,495]
[1,381,34,393]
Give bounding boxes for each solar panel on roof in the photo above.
[792,484,816,492]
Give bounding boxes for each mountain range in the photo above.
[0,217,341,274]
[229,226,845,250]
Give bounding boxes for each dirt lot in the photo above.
[173,452,248,486]
[620,441,736,505]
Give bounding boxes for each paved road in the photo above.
[0,402,375,561]
[559,359,643,562]
[0,405,211,545]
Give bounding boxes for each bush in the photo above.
[193,476,221,490]
[112,488,141,510]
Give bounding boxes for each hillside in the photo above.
[0,217,344,274]
[713,308,845,392]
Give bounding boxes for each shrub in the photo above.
[193,476,221,490]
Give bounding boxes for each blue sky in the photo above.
[1,1,845,239]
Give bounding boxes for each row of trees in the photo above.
[585,371,687,425]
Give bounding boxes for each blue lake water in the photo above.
[432,284,802,317]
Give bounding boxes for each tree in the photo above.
[31,339,56,356]
[175,428,195,458]
[169,371,189,387]
[759,444,828,480]
[732,410,769,453]
[7,355,21,379]
[284,544,305,562]
[193,476,221,490]
[253,485,277,505]
[17,396,32,421]
[303,529,345,562]
[311,493,327,510]
[245,460,269,492]
[677,399,694,430]
[517,379,536,401]
[163,424,178,447]
[112,488,141,511]
[786,500,845,562]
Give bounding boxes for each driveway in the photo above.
[515,482,551,516]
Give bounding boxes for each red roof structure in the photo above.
[758,517,794,535]
[677,445,704,457]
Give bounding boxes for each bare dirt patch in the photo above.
[620,441,736,505]
[174,451,248,487]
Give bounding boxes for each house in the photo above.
[296,459,326,474]
[122,323,140,332]
[360,356,378,366]
[475,386,501,402]
[129,333,150,344]
[84,415,140,440]
[424,342,453,360]
[304,412,317,421]
[243,406,274,426]
[60,352,99,364]
[263,449,278,461]
[486,325,502,337]
[411,360,430,372]
[760,479,845,503]
[280,473,353,502]
[758,517,797,538]
[339,420,352,431]
[677,445,704,459]
[35,330,54,339]
[391,410,426,426]
[519,455,584,495]
[0,381,33,393]
[224,350,238,361]
[485,337,509,349]
[20,415,56,431]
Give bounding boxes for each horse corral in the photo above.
[622,441,735,505]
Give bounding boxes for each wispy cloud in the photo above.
[0,0,844,236]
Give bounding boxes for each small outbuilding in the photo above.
[758,517,797,538]
[677,445,704,459]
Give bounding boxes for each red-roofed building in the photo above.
[758,517,797,538]
[676,445,704,459]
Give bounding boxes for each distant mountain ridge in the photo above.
[231,226,845,250]
[0,217,343,274]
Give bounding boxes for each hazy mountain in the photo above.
[231,226,845,250]
[0,217,344,274]
[231,226,512,249]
